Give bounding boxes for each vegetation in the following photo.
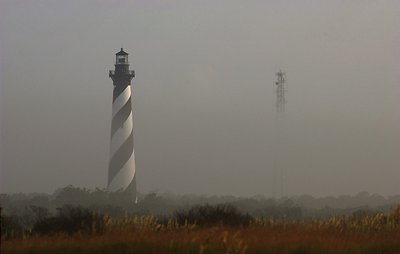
[1,204,400,253]
[2,187,400,253]
[31,206,109,235]
[2,186,400,219]
[175,204,252,227]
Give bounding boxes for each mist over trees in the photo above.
[2,186,400,239]
[2,186,400,219]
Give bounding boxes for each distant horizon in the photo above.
[2,185,400,200]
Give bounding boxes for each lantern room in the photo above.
[116,48,128,64]
[110,48,135,80]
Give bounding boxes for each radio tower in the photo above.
[108,48,136,202]
[275,70,286,116]
[273,70,287,198]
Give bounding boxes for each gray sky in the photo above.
[1,0,399,197]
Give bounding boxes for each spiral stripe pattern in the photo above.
[108,82,136,193]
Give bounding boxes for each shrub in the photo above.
[1,215,25,238]
[389,205,400,226]
[174,204,253,227]
[32,205,109,235]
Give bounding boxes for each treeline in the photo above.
[1,186,400,238]
[1,186,399,219]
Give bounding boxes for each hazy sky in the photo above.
[1,0,399,197]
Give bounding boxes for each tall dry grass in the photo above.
[2,205,400,254]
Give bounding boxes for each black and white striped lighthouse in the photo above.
[108,48,136,201]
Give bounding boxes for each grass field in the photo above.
[2,206,400,254]
[3,224,400,254]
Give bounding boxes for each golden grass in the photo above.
[3,225,400,254]
[2,206,400,254]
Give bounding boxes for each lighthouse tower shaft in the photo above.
[108,48,136,200]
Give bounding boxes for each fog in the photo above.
[1,0,399,197]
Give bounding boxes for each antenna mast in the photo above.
[273,70,287,198]
[275,70,286,116]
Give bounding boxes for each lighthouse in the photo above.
[108,48,136,201]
